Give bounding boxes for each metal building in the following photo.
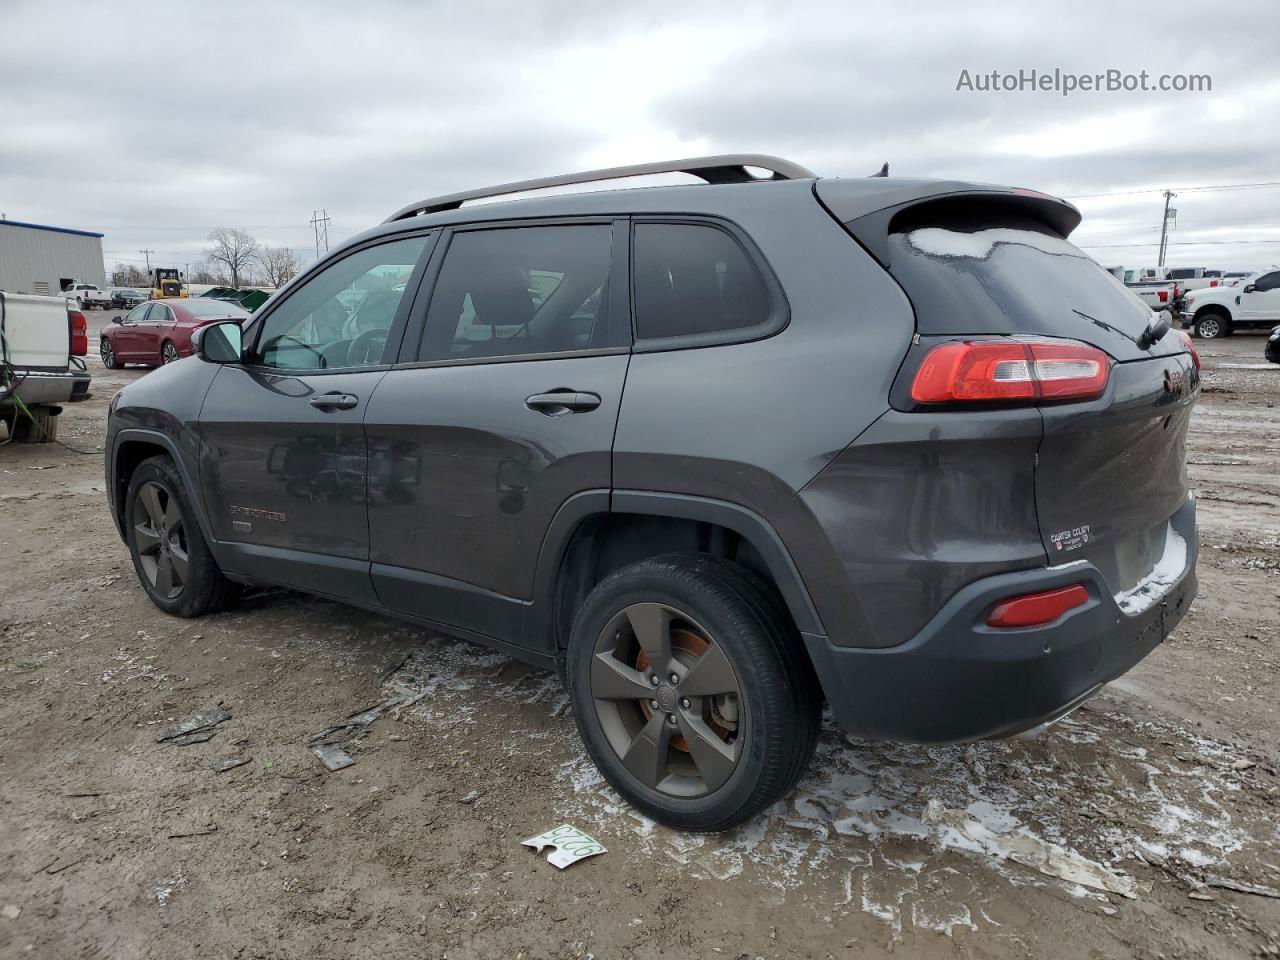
[0,218,106,296]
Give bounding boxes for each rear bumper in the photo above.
[804,504,1198,743]
[2,368,92,407]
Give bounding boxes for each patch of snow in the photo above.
[905,227,1079,261]
[1115,525,1187,615]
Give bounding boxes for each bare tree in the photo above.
[204,228,259,287]
[257,246,301,288]
[110,263,150,286]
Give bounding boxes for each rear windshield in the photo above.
[184,299,248,316]
[885,212,1154,349]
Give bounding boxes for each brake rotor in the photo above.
[636,626,730,752]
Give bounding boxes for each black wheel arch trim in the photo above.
[108,428,214,545]
[529,489,825,659]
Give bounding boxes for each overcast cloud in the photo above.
[2,0,1278,275]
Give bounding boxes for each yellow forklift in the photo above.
[151,268,187,299]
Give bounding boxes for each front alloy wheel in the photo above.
[100,338,118,368]
[133,481,190,600]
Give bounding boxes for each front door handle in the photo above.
[525,390,602,416]
[309,392,359,411]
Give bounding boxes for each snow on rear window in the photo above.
[905,227,1081,261]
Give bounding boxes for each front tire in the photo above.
[1193,312,1228,339]
[566,554,821,832]
[100,338,119,369]
[125,456,239,617]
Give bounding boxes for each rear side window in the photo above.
[419,225,613,362]
[632,223,771,341]
[884,208,1157,358]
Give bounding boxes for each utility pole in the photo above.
[139,248,154,273]
[1157,191,1176,267]
[309,210,331,258]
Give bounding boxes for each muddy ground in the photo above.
[2,317,1278,960]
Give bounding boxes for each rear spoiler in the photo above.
[815,179,1082,269]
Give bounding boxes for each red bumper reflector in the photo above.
[986,584,1088,628]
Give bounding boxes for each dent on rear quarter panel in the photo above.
[611,181,916,520]
[775,407,1048,649]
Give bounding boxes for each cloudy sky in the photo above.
[3,0,1278,277]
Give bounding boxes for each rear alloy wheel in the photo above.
[161,341,179,364]
[567,554,821,832]
[100,338,118,369]
[125,456,239,617]
[1194,313,1226,340]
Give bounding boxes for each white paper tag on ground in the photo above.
[522,824,606,869]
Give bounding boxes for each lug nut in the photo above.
[680,698,691,709]
[667,714,678,725]
[649,674,660,686]
[669,673,679,685]
[649,700,659,710]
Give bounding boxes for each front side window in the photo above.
[253,235,428,370]
[125,304,148,324]
[147,304,170,323]
[1254,272,1280,292]
[418,225,612,362]
[632,223,771,341]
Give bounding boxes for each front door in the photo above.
[196,232,433,603]
[111,303,150,360]
[1240,270,1280,321]
[364,220,630,648]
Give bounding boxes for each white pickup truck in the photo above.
[1180,269,1280,339]
[1107,266,1179,311]
[62,281,112,311]
[0,292,92,442]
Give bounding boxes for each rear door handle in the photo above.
[309,392,359,411]
[525,391,602,415]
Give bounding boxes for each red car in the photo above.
[100,298,249,369]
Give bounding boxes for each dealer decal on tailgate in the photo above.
[1050,524,1091,552]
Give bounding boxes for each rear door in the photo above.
[364,219,630,646]
[196,232,433,603]
[870,197,1198,604]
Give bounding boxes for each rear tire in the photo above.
[566,554,821,832]
[125,456,240,617]
[161,341,179,364]
[9,407,57,443]
[1193,312,1228,339]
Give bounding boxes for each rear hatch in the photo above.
[821,184,1198,608]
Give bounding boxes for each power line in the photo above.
[1065,181,1280,200]
[1076,239,1280,248]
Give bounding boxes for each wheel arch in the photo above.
[531,490,825,659]
[1194,303,1232,324]
[110,429,214,545]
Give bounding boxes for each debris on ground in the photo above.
[1206,876,1280,899]
[2,905,20,920]
[311,743,355,772]
[212,756,252,773]
[308,689,427,771]
[167,825,218,839]
[522,824,606,869]
[459,790,480,804]
[922,799,1140,898]
[156,705,231,744]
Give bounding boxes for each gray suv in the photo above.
[106,155,1200,831]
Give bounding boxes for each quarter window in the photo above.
[632,223,771,341]
[419,225,613,362]
[253,235,428,370]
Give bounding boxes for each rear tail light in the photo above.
[1174,329,1200,370]
[910,339,1110,406]
[68,310,88,356]
[987,584,1088,628]
[1210,280,1219,287]
[1157,290,1169,303]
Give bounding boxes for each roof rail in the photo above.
[383,154,818,223]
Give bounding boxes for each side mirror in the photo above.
[192,321,243,364]
[1244,284,1257,293]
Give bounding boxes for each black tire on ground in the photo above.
[161,341,179,364]
[9,407,57,443]
[124,455,240,617]
[1193,312,1228,340]
[566,553,821,832]
[101,338,119,369]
